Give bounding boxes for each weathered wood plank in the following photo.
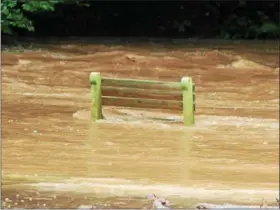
[102,86,182,101]
[102,77,182,91]
[102,96,182,110]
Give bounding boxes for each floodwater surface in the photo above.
[1,39,279,208]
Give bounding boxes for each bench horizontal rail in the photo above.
[101,77,182,91]
[102,86,182,101]
[102,96,182,110]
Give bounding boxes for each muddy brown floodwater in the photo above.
[1,39,279,208]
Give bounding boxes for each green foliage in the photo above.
[212,2,279,39]
[1,0,88,34]
[249,22,280,38]
[1,0,61,34]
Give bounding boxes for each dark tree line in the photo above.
[2,0,280,39]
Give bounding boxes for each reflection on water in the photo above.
[2,39,279,208]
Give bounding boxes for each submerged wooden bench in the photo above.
[89,72,195,125]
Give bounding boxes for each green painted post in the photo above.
[181,77,195,126]
[89,72,103,121]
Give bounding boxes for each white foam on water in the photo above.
[28,178,278,203]
[73,106,278,131]
[194,202,279,209]
[95,114,278,132]
[197,115,279,129]
[97,118,175,130]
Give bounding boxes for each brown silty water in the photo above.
[1,39,279,208]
